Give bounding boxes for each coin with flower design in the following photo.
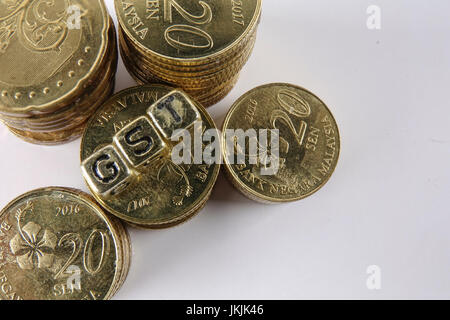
[0,187,130,300]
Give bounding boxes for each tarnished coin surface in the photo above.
[222,83,340,203]
[81,85,220,229]
[0,187,130,300]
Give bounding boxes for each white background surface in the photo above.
[0,0,449,299]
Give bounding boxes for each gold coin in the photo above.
[115,0,262,63]
[127,53,248,88]
[0,13,118,145]
[0,0,110,116]
[125,187,210,230]
[3,70,116,146]
[117,24,258,77]
[5,122,86,146]
[119,38,243,107]
[222,83,340,203]
[120,18,258,69]
[117,20,256,77]
[1,29,118,133]
[196,81,238,107]
[2,45,117,145]
[5,18,119,129]
[0,187,130,300]
[80,85,220,229]
[1,58,116,131]
[116,1,262,106]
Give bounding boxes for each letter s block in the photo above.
[81,145,132,196]
[147,91,201,139]
[113,116,166,168]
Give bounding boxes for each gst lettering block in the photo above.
[113,116,166,168]
[147,91,200,139]
[81,145,132,196]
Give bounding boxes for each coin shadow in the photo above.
[115,56,139,92]
[209,170,254,205]
[118,173,269,298]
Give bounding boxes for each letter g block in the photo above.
[81,145,132,196]
[147,91,201,139]
[113,116,166,168]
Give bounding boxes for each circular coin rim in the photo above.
[222,82,341,203]
[0,1,110,115]
[80,85,221,227]
[114,0,262,63]
[0,186,125,300]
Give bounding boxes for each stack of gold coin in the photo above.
[0,0,118,145]
[222,83,340,203]
[115,0,262,107]
[80,85,220,229]
[0,187,131,300]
